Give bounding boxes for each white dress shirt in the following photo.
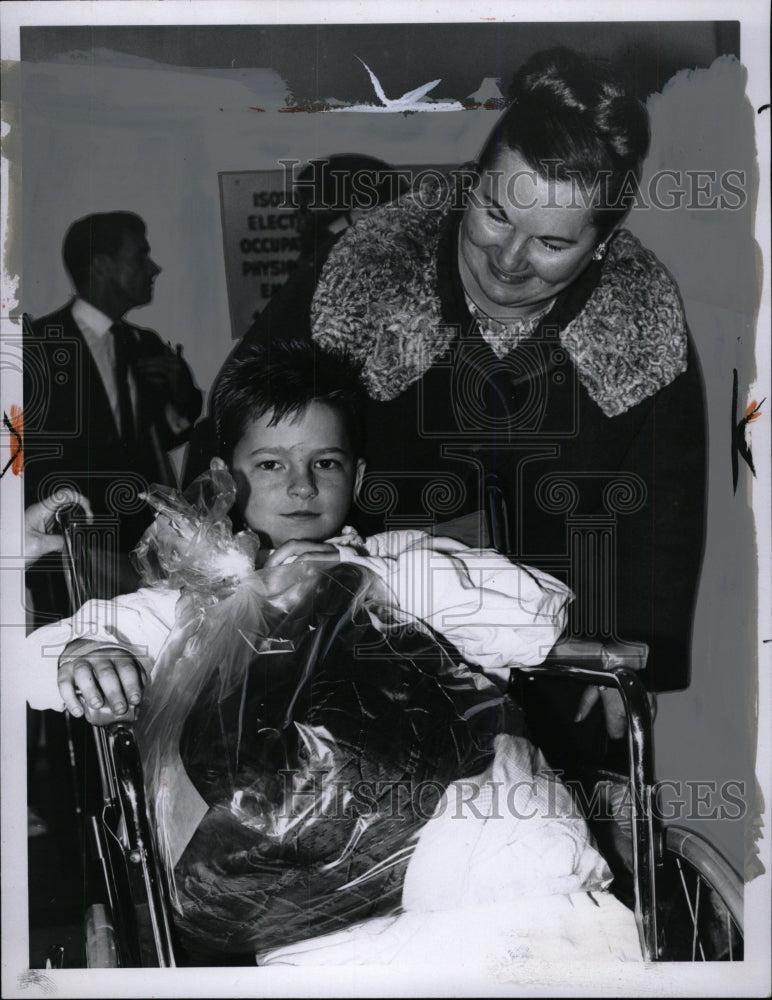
[71,297,138,437]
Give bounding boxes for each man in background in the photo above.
[24,211,202,619]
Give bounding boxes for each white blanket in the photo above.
[402,733,611,909]
[257,895,642,968]
[257,735,642,967]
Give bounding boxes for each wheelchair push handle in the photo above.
[53,500,93,535]
[54,501,97,611]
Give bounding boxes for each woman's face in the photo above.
[459,147,602,317]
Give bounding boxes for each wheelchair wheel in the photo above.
[657,825,743,961]
[85,903,120,968]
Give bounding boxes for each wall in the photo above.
[626,57,762,874]
[5,24,761,875]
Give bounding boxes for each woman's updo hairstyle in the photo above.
[477,47,650,237]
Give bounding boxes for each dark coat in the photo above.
[211,191,707,695]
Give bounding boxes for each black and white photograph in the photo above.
[1,2,769,996]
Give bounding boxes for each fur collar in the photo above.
[311,188,688,417]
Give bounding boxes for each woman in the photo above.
[205,47,706,768]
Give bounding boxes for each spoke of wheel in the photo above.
[727,912,733,961]
[691,876,701,961]
[675,857,707,961]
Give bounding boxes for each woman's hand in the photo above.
[265,540,341,569]
[526,637,653,739]
[571,640,653,739]
[24,490,93,565]
[58,637,146,721]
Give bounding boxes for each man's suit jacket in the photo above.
[24,302,201,613]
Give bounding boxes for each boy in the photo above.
[26,340,572,719]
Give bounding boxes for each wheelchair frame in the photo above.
[50,504,744,968]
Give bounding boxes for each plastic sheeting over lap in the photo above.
[132,469,521,956]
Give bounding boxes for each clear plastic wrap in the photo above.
[131,466,260,593]
[133,470,521,958]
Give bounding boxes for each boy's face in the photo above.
[229,401,365,547]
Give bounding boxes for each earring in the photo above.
[592,242,608,262]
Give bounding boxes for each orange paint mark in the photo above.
[745,399,763,422]
[8,404,23,474]
[248,107,266,112]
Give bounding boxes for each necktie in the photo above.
[110,322,136,448]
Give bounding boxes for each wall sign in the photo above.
[219,170,301,338]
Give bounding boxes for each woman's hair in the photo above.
[213,338,366,461]
[477,47,650,236]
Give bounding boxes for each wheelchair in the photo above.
[45,499,744,968]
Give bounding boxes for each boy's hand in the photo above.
[58,638,147,720]
[265,540,341,569]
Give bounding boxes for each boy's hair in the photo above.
[213,338,367,461]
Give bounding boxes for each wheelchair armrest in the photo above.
[544,637,648,672]
[513,659,650,716]
[512,656,652,741]
[511,641,655,787]
[541,638,608,670]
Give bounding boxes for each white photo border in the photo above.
[2,2,769,997]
